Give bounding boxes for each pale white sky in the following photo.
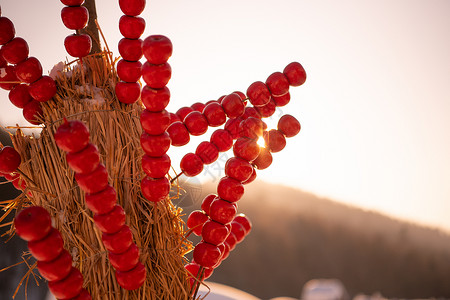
[1,0,450,231]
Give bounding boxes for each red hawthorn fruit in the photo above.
[37,250,72,282]
[140,131,171,157]
[217,176,244,203]
[232,91,246,101]
[115,81,141,104]
[14,206,52,242]
[180,153,203,177]
[119,15,146,39]
[191,102,205,112]
[66,143,100,174]
[169,113,179,124]
[187,210,209,236]
[28,228,64,262]
[224,117,243,139]
[167,122,190,146]
[233,138,260,162]
[0,146,21,173]
[202,220,230,245]
[141,62,171,89]
[231,221,246,243]
[116,59,142,82]
[193,242,221,268]
[0,17,15,45]
[272,92,290,107]
[141,86,170,111]
[221,243,231,261]
[61,6,89,30]
[246,81,271,107]
[108,243,140,272]
[102,225,133,254]
[64,34,92,58]
[242,106,261,120]
[140,109,170,135]
[183,111,208,136]
[55,120,90,153]
[119,0,146,16]
[2,37,29,64]
[69,289,91,300]
[48,267,84,299]
[61,0,85,5]
[195,141,219,165]
[278,114,301,137]
[0,65,19,90]
[208,198,237,225]
[283,61,307,86]
[22,100,43,125]
[264,129,286,153]
[238,117,264,139]
[185,262,213,281]
[202,102,227,127]
[75,163,109,194]
[28,75,56,102]
[241,167,257,185]
[141,176,170,202]
[266,71,290,96]
[141,154,171,178]
[175,106,194,121]
[224,232,238,251]
[93,205,126,234]
[115,262,146,290]
[85,185,117,215]
[252,147,273,170]
[255,98,277,118]
[0,48,7,68]
[15,57,43,84]
[225,157,253,183]
[201,194,218,216]
[8,84,32,108]
[142,35,173,65]
[210,129,233,152]
[233,213,252,234]
[118,38,143,61]
[221,93,245,118]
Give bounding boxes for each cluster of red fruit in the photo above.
[60,0,92,58]
[0,145,26,190]
[14,206,91,300]
[0,6,57,124]
[54,119,146,291]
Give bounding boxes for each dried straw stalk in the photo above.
[8,52,195,299]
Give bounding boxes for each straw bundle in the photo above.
[8,52,194,299]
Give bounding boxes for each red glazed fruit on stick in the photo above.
[28,75,56,102]
[115,262,146,290]
[23,100,43,125]
[187,210,209,236]
[66,143,100,174]
[225,157,253,182]
[117,59,142,82]
[191,102,205,112]
[217,176,244,203]
[141,176,170,202]
[118,38,143,61]
[61,6,89,30]
[176,106,194,121]
[119,0,146,16]
[2,37,29,64]
[102,225,133,254]
[203,102,226,127]
[140,109,170,135]
[193,242,221,268]
[242,168,257,185]
[252,147,272,170]
[48,267,84,299]
[37,250,72,282]
[180,153,203,177]
[142,62,171,89]
[14,206,52,242]
[75,163,109,194]
[108,244,140,272]
[233,138,260,162]
[255,98,276,118]
[65,34,92,58]
[233,213,252,234]
[115,81,140,104]
[119,15,145,39]
[224,232,238,251]
[195,141,219,165]
[54,120,90,153]
[28,228,64,262]
[231,221,246,243]
[185,262,213,281]
[242,107,261,120]
[9,84,32,108]
[15,57,43,83]
[0,146,21,173]
[141,154,171,178]
[141,86,170,111]
[85,185,117,215]
[264,129,286,153]
[224,117,243,139]
[221,93,245,118]
[143,35,173,65]
[167,121,190,146]
[202,220,230,245]
[0,17,15,45]
[266,71,289,96]
[283,62,307,86]
[183,111,208,136]
[278,114,301,137]
[140,132,171,157]
[0,65,19,90]
[61,0,85,5]
[239,117,264,139]
[210,129,233,152]
[69,289,91,300]
[208,198,237,225]
[93,205,126,234]
[272,92,290,107]
[201,194,217,216]
[246,81,271,107]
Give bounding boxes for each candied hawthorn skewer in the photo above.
[60,0,92,58]
[54,119,146,291]
[14,206,91,299]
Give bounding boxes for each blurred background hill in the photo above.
[178,180,450,299]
